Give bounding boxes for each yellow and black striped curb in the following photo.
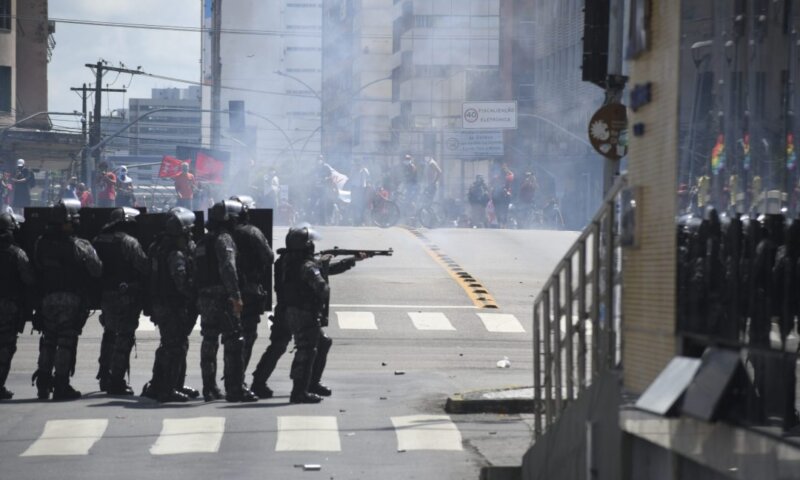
[405,227,499,309]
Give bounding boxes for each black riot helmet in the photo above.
[165,207,196,236]
[285,225,320,252]
[50,198,81,225]
[103,206,140,231]
[229,195,255,209]
[0,211,23,232]
[208,200,244,223]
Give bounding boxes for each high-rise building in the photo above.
[201,1,323,171]
[321,0,394,171]
[390,0,502,198]
[128,87,202,156]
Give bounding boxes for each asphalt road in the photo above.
[0,225,578,480]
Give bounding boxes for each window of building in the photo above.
[0,0,10,31]
[0,66,11,112]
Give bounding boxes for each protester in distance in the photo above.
[32,199,103,400]
[467,174,490,228]
[0,211,35,400]
[174,162,196,209]
[95,162,117,208]
[351,158,371,226]
[78,182,94,207]
[423,156,442,204]
[262,167,280,209]
[1,171,14,209]
[491,163,514,228]
[92,207,149,395]
[115,166,135,207]
[12,159,35,213]
[60,177,79,201]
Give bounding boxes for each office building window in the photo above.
[0,66,10,112]
[0,0,10,31]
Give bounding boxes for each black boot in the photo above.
[251,381,273,399]
[200,336,221,401]
[0,386,13,400]
[251,339,288,399]
[309,335,332,397]
[309,383,332,396]
[158,389,190,403]
[175,342,199,399]
[223,336,256,403]
[290,384,323,404]
[97,330,114,392]
[203,385,224,402]
[106,377,134,395]
[289,349,321,404]
[32,370,53,400]
[52,376,81,401]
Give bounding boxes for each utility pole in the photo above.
[603,0,627,195]
[211,0,223,149]
[84,62,142,185]
[71,82,126,182]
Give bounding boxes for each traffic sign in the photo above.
[443,130,504,157]
[588,103,628,160]
[462,101,517,130]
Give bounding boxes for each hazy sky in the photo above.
[47,0,200,129]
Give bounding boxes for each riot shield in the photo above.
[247,208,273,311]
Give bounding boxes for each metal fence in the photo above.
[532,175,626,438]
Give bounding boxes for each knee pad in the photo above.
[294,328,321,351]
[57,335,78,352]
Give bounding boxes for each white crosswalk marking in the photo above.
[21,419,108,457]
[477,313,525,333]
[391,415,463,451]
[336,311,377,330]
[150,417,226,455]
[136,317,201,333]
[408,312,455,331]
[275,416,341,452]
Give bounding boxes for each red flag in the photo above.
[159,155,188,178]
[195,151,225,184]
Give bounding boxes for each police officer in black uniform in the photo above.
[229,195,274,376]
[33,199,103,400]
[250,262,289,399]
[281,226,362,403]
[196,200,257,402]
[142,207,199,402]
[0,212,35,399]
[93,207,149,395]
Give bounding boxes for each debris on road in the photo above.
[394,370,405,375]
[496,356,511,368]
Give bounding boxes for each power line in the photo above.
[7,15,508,41]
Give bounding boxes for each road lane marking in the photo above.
[275,416,341,452]
[477,313,526,333]
[408,312,455,331]
[336,311,377,330]
[391,415,462,451]
[136,318,201,333]
[404,228,499,309]
[21,419,108,457]
[150,417,226,455]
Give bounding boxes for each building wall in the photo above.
[0,0,15,127]
[128,88,202,157]
[203,1,322,171]
[621,0,680,394]
[16,0,48,127]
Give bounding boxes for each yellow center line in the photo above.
[404,228,499,309]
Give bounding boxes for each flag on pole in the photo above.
[195,151,225,184]
[711,134,726,175]
[788,133,797,171]
[740,133,751,171]
[159,155,187,178]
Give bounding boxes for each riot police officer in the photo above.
[281,226,362,403]
[0,212,35,399]
[229,195,274,375]
[33,199,102,400]
[93,207,149,395]
[196,200,257,402]
[142,207,199,402]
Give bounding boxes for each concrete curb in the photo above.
[445,386,539,414]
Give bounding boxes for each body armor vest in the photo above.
[233,225,264,287]
[196,234,222,289]
[94,231,138,288]
[36,234,84,295]
[280,254,318,310]
[0,244,23,302]
[152,240,188,304]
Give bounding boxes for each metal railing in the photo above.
[532,174,627,438]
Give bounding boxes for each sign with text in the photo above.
[443,130,504,157]
[462,101,517,130]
